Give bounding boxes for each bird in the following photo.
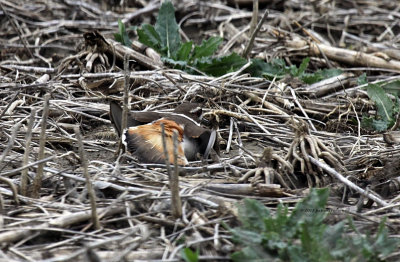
[109,101,216,165]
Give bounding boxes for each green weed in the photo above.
[136,1,245,76]
[248,57,342,83]
[114,19,133,47]
[115,0,342,81]
[229,188,399,262]
[359,74,400,131]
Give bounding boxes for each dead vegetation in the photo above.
[1,0,400,261]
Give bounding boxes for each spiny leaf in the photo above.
[289,187,329,227]
[176,41,193,61]
[360,76,399,131]
[192,36,223,60]
[230,188,399,261]
[246,58,288,79]
[294,57,310,76]
[237,198,270,231]
[374,218,399,256]
[155,0,181,58]
[137,24,162,53]
[230,228,264,245]
[194,53,247,76]
[232,246,271,262]
[162,57,188,68]
[301,68,343,84]
[361,117,374,129]
[372,119,390,131]
[366,84,394,121]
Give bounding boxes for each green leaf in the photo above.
[181,248,199,262]
[322,221,346,249]
[192,36,223,59]
[114,19,132,47]
[137,24,162,53]
[264,204,290,236]
[287,245,308,262]
[359,76,399,131]
[296,57,310,76]
[361,115,393,132]
[120,20,132,47]
[373,218,399,256]
[357,73,368,85]
[372,119,390,131]
[230,228,263,246]
[194,53,247,76]
[301,68,343,84]
[248,56,343,84]
[114,33,123,44]
[232,246,271,262]
[339,217,399,261]
[366,84,394,122]
[381,80,400,96]
[229,187,400,262]
[300,224,313,254]
[134,1,245,76]
[237,198,270,231]
[246,58,288,79]
[245,59,269,78]
[176,41,193,61]
[162,57,188,68]
[117,18,124,33]
[323,221,349,259]
[361,116,374,129]
[289,188,329,227]
[286,58,310,77]
[155,0,181,58]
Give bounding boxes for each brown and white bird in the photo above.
[109,101,216,165]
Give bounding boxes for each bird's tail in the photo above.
[109,101,123,136]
